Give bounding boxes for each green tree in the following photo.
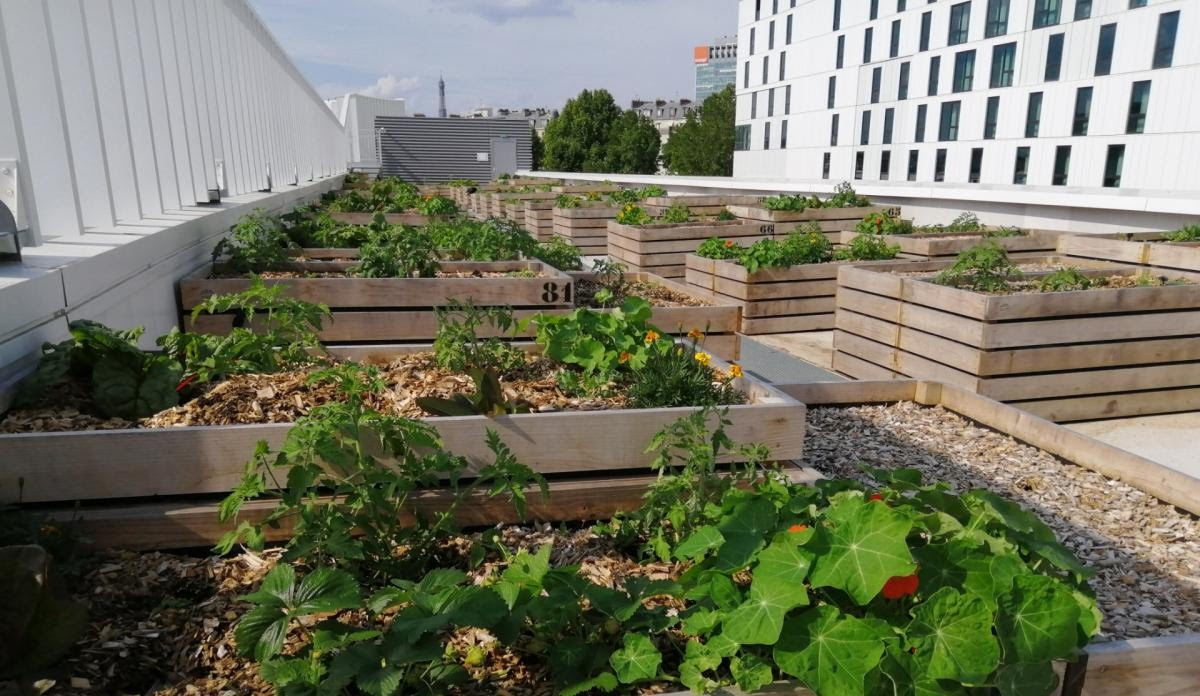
[661,85,735,176]
[604,110,661,174]
[542,89,623,172]
[531,128,544,170]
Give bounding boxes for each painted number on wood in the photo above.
[885,207,901,217]
[542,282,572,304]
[759,224,776,235]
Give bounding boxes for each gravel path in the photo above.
[801,401,1200,642]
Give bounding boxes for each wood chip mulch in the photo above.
[576,280,709,309]
[801,402,1200,642]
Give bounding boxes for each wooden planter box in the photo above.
[180,261,574,345]
[728,204,898,240]
[832,256,1200,421]
[327,212,452,227]
[550,184,621,194]
[553,204,622,255]
[685,255,876,335]
[490,191,558,222]
[1059,232,1200,272]
[842,229,1061,259]
[607,220,775,279]
[524,200,556,241]
[642,195,765,216]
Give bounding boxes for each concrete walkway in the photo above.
[1068,413,1200,480]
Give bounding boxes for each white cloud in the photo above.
[359,74,421,99]
[441,0,571,22]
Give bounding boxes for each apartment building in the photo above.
[696,36,739,103]
[733,0,1198,208]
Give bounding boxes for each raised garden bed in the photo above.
[550,184,621,194]
[842,227,1061,259]
[524,199,556,241]
[641,194,764,216]
[490,191,559,220]
[1059,231,1200,272]
[832,255,1200,421]
[554,203,622,255]
[327,211,451,226]
[607,219,775,279]
[728,204,898,239]
[180,260,574,343]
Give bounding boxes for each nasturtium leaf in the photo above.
[1017,535,1096,580]
[679,661,718,694]
[560,672,618,696]
[675,525,726,560]
[684,639,723,671]
[755,538,815,588]
[906,587,1001,683]
[713,498,779,571]
[706,632,740,658]
[681,607,721,636]
[996,662,1059,696]
[808,497,916,605]
[914,542,1027,609]
[709,574,743,611]
[721,578,807,645]
[730,653,774,692]
[609,633,662,684]
[774,605,886,696]
[1073,589,1103,639]
[996,575,1082,663]
[549,637,592,683]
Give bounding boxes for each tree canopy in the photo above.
[542,89,661,175]
[660,85,735,177]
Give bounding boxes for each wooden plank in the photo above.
[1079,634,1200,696]
[729,204,895,223]
[1013,386,1200,424]
[981,309,1200,350]
[610,221,774,243]
[742,297,838,317]
[779,380,918,405]
[981,362,1200,401]
[842,229,1060,258]
[832,350,902,380]
[742,314,835,334]
[978,336,1200,375]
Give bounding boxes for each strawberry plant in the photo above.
[615,204,653,226]
[935,242,1018,291]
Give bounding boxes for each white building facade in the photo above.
[733,0,1200,225]
[326,94,407,172]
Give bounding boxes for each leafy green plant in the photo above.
[430,218,529,262]
[352,228,440,278]
[827,180,872,207]
[0,545,89,683]
[588,258,630,308]
[159,279,329,387]
[217,363,546,580]
[696,237,745,261]
[935,241,1018,292]
[529,296,660,379]
[626,334,746,411]
[659,203,694,224]
[616,204,653,226]
[1165,224,1200,242]
[414,195,458,217]
[1038,268,1094,292]
[835,232,902,261]
[855,213,913,236]
[740,224,834,273]
[555,194,582,208]
[447,178,477,187]
[531,236,584,271]
[762,193,821,212]
[432,301,526,374]
[212,210,296,274]
[606,188,641,205]
[15,320,182,419]
[715,208,737,221]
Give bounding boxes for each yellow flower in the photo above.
[644,330,661,343]
[694,352,712,366]
[728,364,744,379]
[687,328,705,340]
[618,352,633,364]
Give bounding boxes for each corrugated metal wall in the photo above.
[376,116,532,183]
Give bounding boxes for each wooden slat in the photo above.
[729,204,895,223]
[1012,386,1200,424]
[741,314,835,334]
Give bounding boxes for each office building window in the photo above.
[1045,33,1064,81]
[991,42,1016,87]
[1033,0,1060,28]
[953,50,975,92]
[787,14,794,43]
[915,103,928,142]
[899,0,907,11]
[1095,23,1116,76]
[855,151,865,180]
[735,124,751,151]
[756,0,762,20]
[985,0,1009,37]
[763,56,769,83]
[861,110,872,145]
[871,68,882,103]
[781,120,789,148]
[769,21,775,50]
[837,35,845,68]
[828,76,837,108]
[750,28,755,56]
[1052,145,1071,185]
[871,0,880,20]
[969,147,984,183]
[780,51,787,80]
[920,11,932,50]
[823,152,832,179]
[1153,11,1180,69]
[928,55,941,95]
[833,0,842,29]
[751,92,758,119]
[1013,146,1030,184]
[881,150,892,180]
[1103,144,1125,187]
[898,62,911,99]
[948,2,971,45]
[890,20,902,57]
[773,0,779,12]
[935,148,948,181]
[884,107,895,143]
[831,113,840,145]
[939,100,962,141]
[764,121,772,149]
[1025,91,1043,137]
[786,85,793,114]
[1129,0,1147,7]
[864,27,874,63]
[743,61,750,89]
[1127,80,1151,134]
[768,88,776,117]
[907,150,919,181]
[984,95,999,139]
[1075,0,1091,19]
[1072,86,1092,136]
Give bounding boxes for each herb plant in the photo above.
[1038,268,1094,292]
[827,180,872,207]
[934,241,1018,292]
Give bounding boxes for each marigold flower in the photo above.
[694,352,712,365]
[882,573,920,600]
[788,524,808,534]
[687,328,705,340]
[728,364,744,379]
[644,330,661,343]
[618,352,633,364]
[724,240,736,248]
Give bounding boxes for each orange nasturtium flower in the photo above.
[644,330,661,343]
[788,524,808,534]
[882,573,920,600]
[687,328,704,340]
[618,352,633,364]
[694,352,712,365]
[724,239,736,248]
[728,364,744,379]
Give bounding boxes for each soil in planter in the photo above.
[575,279,709,309]
[208,270,543,280]
[899,265,1194,294]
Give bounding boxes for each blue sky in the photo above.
[249,0,736,115]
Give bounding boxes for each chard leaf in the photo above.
[808,497,916,605]
[906,587,1000,683]
[92,354,181,419]
[774,605,886,696]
